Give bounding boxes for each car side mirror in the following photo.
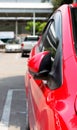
[28,51,52,80]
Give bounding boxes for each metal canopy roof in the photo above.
[0,2,53,35]
[0,2,53,18]
[0,2,53,9]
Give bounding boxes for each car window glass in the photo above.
[39,11,62,51]
[71,7,77,54]
[6,39,19,44]
[53,12,62,39]
[39,11,62,89]
[39,21,52,51]
[50,22,56,39]
[42,20,58,65]
[24,36,39,41]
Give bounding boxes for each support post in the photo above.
[33,12,35,36]
[15,19,18,39]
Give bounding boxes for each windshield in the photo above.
[71,7,77,53]
[24,36,39,41]
[7,39,19,44]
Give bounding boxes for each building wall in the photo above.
[0,0,52,36]
[0,21,26,34]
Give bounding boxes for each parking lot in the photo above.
[0,52,28,130]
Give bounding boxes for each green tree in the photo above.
[25,21,47,35]
[25,21,33,34]
[38,22,47,33]
[52,0,73,10]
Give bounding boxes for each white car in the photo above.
[5,39,21,52]
[21,35,39,57]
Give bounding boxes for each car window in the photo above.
[39,11,62,89]
[71,7,77,54]
[42,20,57,62]
[53,12,62,39]
[40,11,62,64]
[6,39,20,44]
[24,36,39,41]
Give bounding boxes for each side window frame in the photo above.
[39,11,62,90]
[70,7,77,54]
[49,11,62,89]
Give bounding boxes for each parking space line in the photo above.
[0,89,25,130]
[0,89,13,130]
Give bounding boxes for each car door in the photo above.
[28,11,62,130]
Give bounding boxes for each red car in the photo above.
[25,3,77,130]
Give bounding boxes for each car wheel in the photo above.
[25,101,30,130]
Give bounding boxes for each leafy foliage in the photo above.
[25,21,47,35]
[52,0,73,10]
[38,22,47,33]
[25,21,33,34]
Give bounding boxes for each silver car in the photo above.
[5,39,21,52]
[21,35,39,57]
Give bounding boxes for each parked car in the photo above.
[21,35,39,57]
[5,39,21,52]
[25,3,77,130]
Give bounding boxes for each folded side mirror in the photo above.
[28,51,52,80]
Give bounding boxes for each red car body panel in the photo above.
[25,4,77,130]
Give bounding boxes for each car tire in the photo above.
[21,52,24,57]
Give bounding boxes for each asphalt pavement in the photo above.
[0,52,28,130]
